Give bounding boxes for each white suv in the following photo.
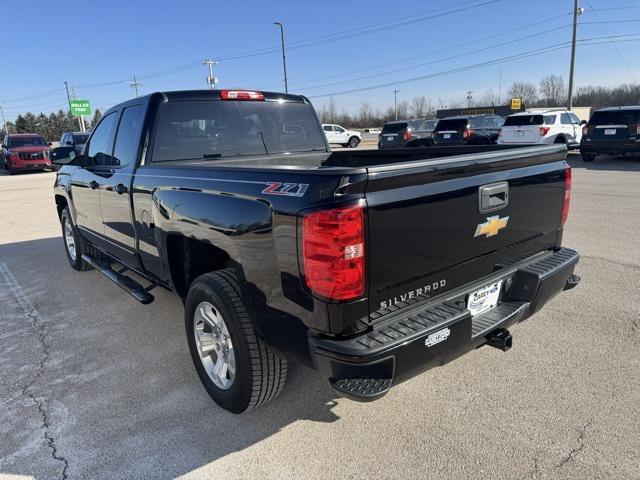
[322,124,361,148]
[498,110,584,149]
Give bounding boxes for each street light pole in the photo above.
[567,0,584,111]
[466,91,473,108]
[393,89,399,120]
[203,59,219,90]
[273,21,289,93]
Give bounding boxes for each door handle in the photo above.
[105,184,128,194]
[479,182,509,213]
[89,180,99,190]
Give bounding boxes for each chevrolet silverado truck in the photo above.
[52,89,580,414]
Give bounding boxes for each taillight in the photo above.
[540,127,550,136]
[561,167,571,225]
[403,130,413,141]
[219,90,265,100]
[463,128,473,138]
[582,125,588,136]
[302,205,365,300]
[636,125,640,135]
[498,128,503,137]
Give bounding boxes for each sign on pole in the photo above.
[70,99,91,116]
[510,97,522,110]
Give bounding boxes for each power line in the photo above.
[310,34,640,99]
[586,2,637,83]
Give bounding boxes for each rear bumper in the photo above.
[309,247,580,402]
[580,141,640,155]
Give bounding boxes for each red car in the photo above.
[2,133,52,174]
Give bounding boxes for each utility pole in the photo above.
[0,104,8,135]
[393,89,399,120]
[567,0,584,110]
[273,21,289,93]
[466,91,473,108]
[203,59,219,90]
[127,75,142,97]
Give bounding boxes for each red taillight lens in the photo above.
[498,128,503,137]
[582,125,588,136]
[302,205,365,300]
[463,128,473,138]
[561,167,571,225]
[403,130,413,141]
[540,127,550,136]
[219,90,265,100]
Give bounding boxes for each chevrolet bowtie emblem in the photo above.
[474,215,509,238]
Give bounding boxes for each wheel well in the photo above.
[55,195,68,219]
[166,235,232,298]
[555,134,566,143]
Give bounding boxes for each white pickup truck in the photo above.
[322,124,361,148]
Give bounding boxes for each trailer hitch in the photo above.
[485,328,513,352]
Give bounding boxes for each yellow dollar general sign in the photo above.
[511,98,522,110]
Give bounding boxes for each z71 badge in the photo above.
[262,182,309,197]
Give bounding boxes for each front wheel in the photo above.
[581,152,596,162]
[185,269,288,413]
[60,207,92,271]
[348,136,360,148]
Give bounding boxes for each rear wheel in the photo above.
[554,135,567,144]
[348,136,360,148]
[581,152,596,162]
[185,269,288,413]
[60,207,92,271]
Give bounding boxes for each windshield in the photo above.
[152,100,326,161]
[8,136,47,148]
[589,110,640,125]
[73,133,90,144]
[382,122,408,133]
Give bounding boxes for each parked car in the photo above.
[322,124,361,148]
[432,114,504,145]
[363,128,381,134]
[60,131,91,155]
[1,133,52,174]
[580,106,640,162]
[498,110,584,148]
[378,118,438,149]
[53,89,579,413]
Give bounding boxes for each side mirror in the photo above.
[580,120,587,126]
[51,147,77,165]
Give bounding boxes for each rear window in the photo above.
[8,136,47,148]
[382,122,407,133]
[504,115,544,126]
[436,119,468,130]
[151,100,326,162]
[589,110,640,125]
[73,133,90,144]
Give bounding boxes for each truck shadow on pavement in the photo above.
[0,237,341,480]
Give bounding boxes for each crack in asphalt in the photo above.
[1,263,69,480]
[556,421,592,469]
[582,254,640,271]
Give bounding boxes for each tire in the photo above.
[581,152,596,162]
[554,135,567,145]
[348,136,360,148]
[185,269,288,413]
[60,207,92,271]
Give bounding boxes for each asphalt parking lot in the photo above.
[0,152,639,480]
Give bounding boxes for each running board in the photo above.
[81,254,155,304]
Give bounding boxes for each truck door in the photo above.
[95,104,144,269]
[70,112,118,248]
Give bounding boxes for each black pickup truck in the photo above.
[52,89,580,414]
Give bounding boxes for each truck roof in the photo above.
[595,105,640,112]
[149,89,308,104]
[7,133,44,137]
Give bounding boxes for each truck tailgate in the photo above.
[364,145,568,316]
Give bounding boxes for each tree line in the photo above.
[1,109,102,142]
[317,75,640,128]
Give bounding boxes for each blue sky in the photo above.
[2,0,639,121]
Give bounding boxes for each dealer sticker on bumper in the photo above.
[467,280,502,316]
[425,328,451,347]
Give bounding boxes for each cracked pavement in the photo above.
[0,153,639,480]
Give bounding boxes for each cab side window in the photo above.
[561,113,572,125]
[112,105,143,169]
[323,125,333,132]
[86,112,117,168]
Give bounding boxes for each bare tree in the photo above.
[358,102,372,126]
[410,95,428,118]
[507,82,537,106]
[539,75,566,107]
[480,89,501,106]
